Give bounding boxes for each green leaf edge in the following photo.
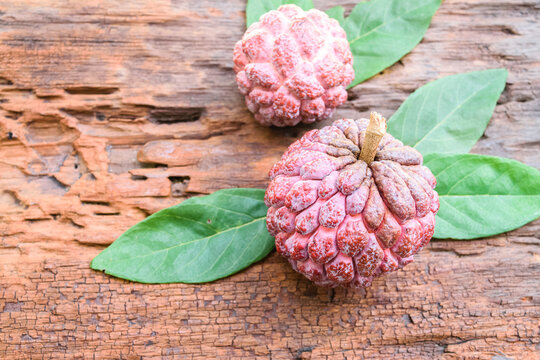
[90,188,274,284]
[425,153,540,240]
[325,6,345,27]
[345,0,443,88]
[388,68,508,155]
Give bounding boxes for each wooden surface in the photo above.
[0,0,539,358]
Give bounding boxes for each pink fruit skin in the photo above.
[265,118,440,289]
[234,5,354,127]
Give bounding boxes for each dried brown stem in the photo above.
[359,112,387,165]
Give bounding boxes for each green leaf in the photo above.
[344,0,441,87]
[325,6,345,27]
[91,188,274,284]
[424,153,540,239]
[388,69,508,155]
[246,0,314,27]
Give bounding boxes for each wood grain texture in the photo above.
[0,0,538,358]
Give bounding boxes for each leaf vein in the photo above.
[349,1,432,45]
[413,77,500,149]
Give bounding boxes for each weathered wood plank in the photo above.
[0,0,539,358]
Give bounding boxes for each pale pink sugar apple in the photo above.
[265,113,439,288]
[234,4,354,127]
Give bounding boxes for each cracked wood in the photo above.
[0,0,539,359]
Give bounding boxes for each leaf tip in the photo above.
[90,252,107,271]
[484,67,508,82]
[500,68,509,82]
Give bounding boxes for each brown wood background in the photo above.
[1,0,539,358]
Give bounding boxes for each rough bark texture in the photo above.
[0,0,539,358]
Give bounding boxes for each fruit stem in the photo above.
[359,112,387,165]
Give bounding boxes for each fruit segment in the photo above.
[234,5,354,127]
[265,113,439,288]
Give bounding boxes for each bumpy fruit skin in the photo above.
[265,118,440,288]
[234,5,354,127]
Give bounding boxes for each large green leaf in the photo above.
[424,153,540,239]
[246,0,314,27]
[388,69,508,155]
[344,0,441,87]
[91,188,274,284]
